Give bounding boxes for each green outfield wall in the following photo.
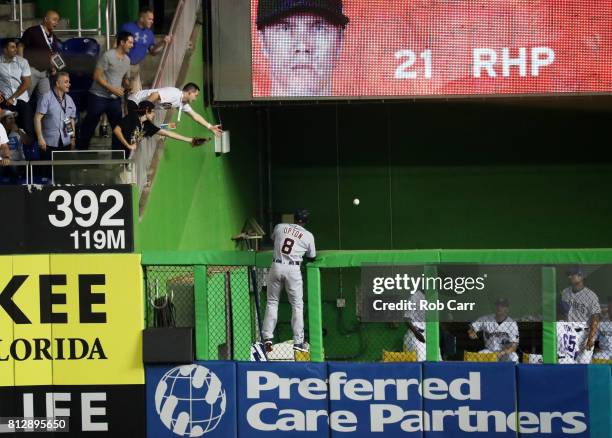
[257,103,612,250]
[139,28,258,251]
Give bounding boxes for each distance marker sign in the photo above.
[0,185,133,254]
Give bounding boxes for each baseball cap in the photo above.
[294,208,310,223]
[257,0,349,29]
[566,266,583,276]
[495,298,510,307]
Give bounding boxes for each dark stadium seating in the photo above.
[62,37,100,111]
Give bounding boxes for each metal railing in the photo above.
[134,0,202,195]
[2,159,136,185]
[16,0,116,47]
[9,0,18,22]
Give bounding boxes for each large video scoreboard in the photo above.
[212,0,611,101]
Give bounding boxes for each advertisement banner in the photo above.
[517,364,589,437]
[146,362,237,438]
[422,362,516,437]
[0,384,145,436]
[0,254,144,386]
[142,361,607,438]
[328,362,422,437]
[251,0,611,98]
[237,362,329,437]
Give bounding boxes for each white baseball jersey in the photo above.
[272,223,316,264]
[470,314,519,352]
[596,318,612,354]
[403,290,426,331]
[128,87,193,113]
[557,321,580,363]
[561,287,601,326]
[0,123,8,145]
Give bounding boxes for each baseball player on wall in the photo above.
[262,209,316,353]
[593,296,612,361]
[560,266,601,364]
[468,298,519,362]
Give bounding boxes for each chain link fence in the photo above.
[320,267,419,362]
[438,264,542,364]
[143,264,312,361]
[205,266,253,360]
[317,264,546,363]
[556,265,612,364]
[144,265,195,328]
[143,260,610,364]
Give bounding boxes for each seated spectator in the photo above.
[0,38,35,144]
[18,10,62,99]
[0,110,26,182]
[120,7,172,93]
[80,31,133,149]
[128,83,222,136]
[34,71,77,161]
[113,101,208,156]
[467,298,519,362]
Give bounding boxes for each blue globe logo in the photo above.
[155,365,227,437]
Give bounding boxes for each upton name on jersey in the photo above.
[272,223,316,264]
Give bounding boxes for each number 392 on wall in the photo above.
[43,186,134,253]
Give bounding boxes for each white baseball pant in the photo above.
[403,329,427,362]
[261,264,304,344]
[574,328,594,364]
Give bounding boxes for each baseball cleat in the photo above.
[293,343,309,352]
[263,339,273,352]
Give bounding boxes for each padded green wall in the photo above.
[268,103,612,250]
[139,28,258,251]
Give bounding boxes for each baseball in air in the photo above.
[353,198,360,206]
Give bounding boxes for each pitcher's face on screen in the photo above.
[259,12,345,97]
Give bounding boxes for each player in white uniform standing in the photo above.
[560,267,601,364]
[468,298,519,362]
[557,300,580,364]
[262,209,316,353]
[593,296,612,361]
[403,290,427,361]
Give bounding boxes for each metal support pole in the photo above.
[9,0,17,22]
[77,0,82,37]
[97,0,102,35]
[112,0,117,36]
[105,2,111,50]
[18,0,23,34]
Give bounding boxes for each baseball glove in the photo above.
[191,137,209,147]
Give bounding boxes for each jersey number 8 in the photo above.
[281,238,295,255]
